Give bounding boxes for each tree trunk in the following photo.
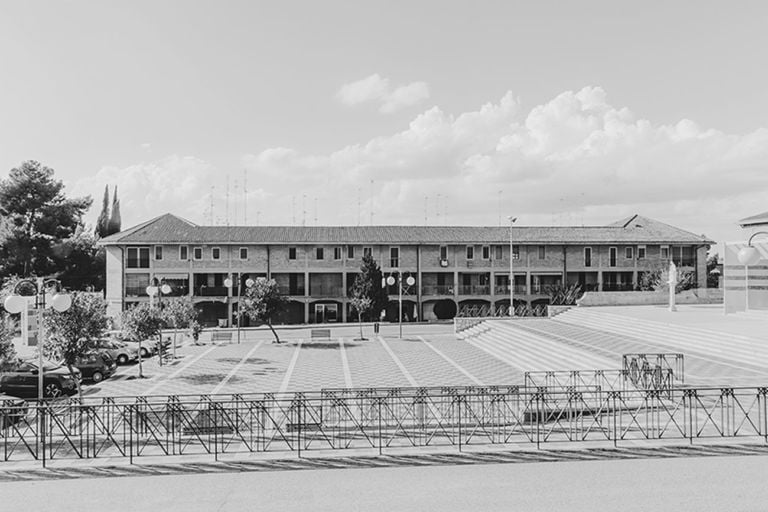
[66,363,82,400]
[267,320,280,343]
[137,339,144,378]
[358,311,364,340]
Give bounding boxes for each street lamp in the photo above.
[508,216,517,317]
[4,278,72,400]
[225,275,255,344]
[383,273,416,338]
[146,278,172,365]
[737,231,768,311]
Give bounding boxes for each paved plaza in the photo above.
[79,304,768,399]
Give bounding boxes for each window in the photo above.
[609,247,617,267]
[661,245,669,259]
[334,247,342,260]
[179,246,188,261]
[584,247,592,267]
[154,246,163,260]
[316,247,324,260]
[126,247,150,268]
[288,247,297,260]
[347,246,355,259]
[494,245,503,260]
[193,247,203,260]
[625,247,633,259]
[466,246,474,260]
[212,247,221,260]
[239,247,248,260]
[125,273,150,296]
[439,246,448,260]
[363,247,372,258]
[482,246,490,260]
[512,245,520,260]
[538,246,546,260]
[638,246,646,259]
[390,247,400,267]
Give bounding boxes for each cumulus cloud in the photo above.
[82,87,768,247]
[336,74,430,114]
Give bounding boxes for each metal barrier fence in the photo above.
[524,369,675,399]
[3,385,768,466]
[623,353,685,385]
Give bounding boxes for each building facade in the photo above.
[99,214,712,325]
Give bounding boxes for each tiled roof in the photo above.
[738,211,768,227]
[97,213,714,246]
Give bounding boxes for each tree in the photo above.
[0,161,92,278]
[107,186,121,236]
[161,296,198,358]
[95,185,110,239]
[44,292,109,398]
[353,254,388,321]
[121,302,163,378]
[707,253,720,288]
[239,278,286,343]
[0,313,18,372]
[53,227,106,291]
[348,292,372,340]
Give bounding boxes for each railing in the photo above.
[3,384,768,465]
[309,286,344,297]
[458,285,491,295]
[530,284,561,294]
[422,285,454,296]
[456,303,548,319]
[125,286,148,297]
[622,353,685,384]
[524,369,675,399]
[494,285,528,294]
[194,286,230,297]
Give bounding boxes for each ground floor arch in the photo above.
[384,299,418,322]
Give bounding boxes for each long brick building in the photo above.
[99,213,712,325]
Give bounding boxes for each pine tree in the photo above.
[353,254,389,321]
[95,185,110,238]
[106,186,121,235]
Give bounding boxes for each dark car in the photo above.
[0,360,79,398]
[0,393,28,428]
[73,351,117,383]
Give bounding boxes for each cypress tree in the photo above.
[95,185,110,238]
[107,186,121,235]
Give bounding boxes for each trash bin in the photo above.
[374,322,380,334]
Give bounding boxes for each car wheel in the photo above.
[44,383,62,399]
[92,371,104,383]
[117,354,128,365]
[140,348,149,358]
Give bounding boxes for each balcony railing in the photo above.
[125,286,148,297]
[195,286,230,297]
[422,285,454,296]
[530,284,561,294]
[309,285,344,297]
[458,285,491,295]
[673,258,695,267]
[494,285,528,294]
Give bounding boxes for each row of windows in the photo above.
[127,244,684,269]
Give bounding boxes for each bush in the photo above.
[433,299,457,320]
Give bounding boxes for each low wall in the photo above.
[577,288,724,307]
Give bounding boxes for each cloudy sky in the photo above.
[1,1,767,251]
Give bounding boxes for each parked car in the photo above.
[72,352,117,383]
[88,339,138,365]
[0,393,28,428]
[109,333,159,359]
[0,360,79,398]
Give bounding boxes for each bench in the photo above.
[211,331,233,344]
[310,328,331,340]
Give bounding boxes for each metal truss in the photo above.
[3,385,768,466]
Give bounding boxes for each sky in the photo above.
[1,1,767,253]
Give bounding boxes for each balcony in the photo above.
[530,284,561,295]
[195,286,230,297]
[494,284,528,295]
[673,258,695,267]
[125,286,148,297]
[422,285,454,296]
[309,285,344,298]
[458,285,491,295]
